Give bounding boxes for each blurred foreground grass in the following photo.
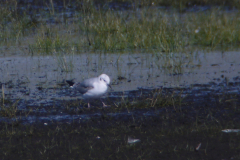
[0,96,240,159]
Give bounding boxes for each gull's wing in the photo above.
[72,77,98,94]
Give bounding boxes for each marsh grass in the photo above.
[32,25,70,54]
[31,7,240,54]
[189,10,240,49]
[0,85,19,118]
[0,3,38,46]
[53,50,75,72]
[1,1,240,54]
[113,89,184,110]
[118,0,240,10]
[81,8,186,52]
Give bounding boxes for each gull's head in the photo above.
[99,74,111,89]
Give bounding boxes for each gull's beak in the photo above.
[108,84,112,89]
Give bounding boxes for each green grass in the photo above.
[33,27,69,55]
[113,89,184,110]
[0,1,240,54]
[0,85,19,118]
[29,8,240,54]
[81,8,185,52]
[189,11,240,49]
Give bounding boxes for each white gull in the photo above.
[66,74,111,108]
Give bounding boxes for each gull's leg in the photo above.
[101,98,110,107]
[102,102,108,107]
[88,102,91,108]
[85,99,91,108]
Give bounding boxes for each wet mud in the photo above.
[0,87,240,159]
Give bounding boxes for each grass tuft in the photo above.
[0,85,19,118]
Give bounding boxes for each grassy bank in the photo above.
[0,1,239,54]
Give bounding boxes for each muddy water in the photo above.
[0,51,240,123]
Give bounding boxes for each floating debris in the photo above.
[222,129,240,133]
[225,99,238,102]
[194,28,200,33]
[128,136,140,144]
[117,76,127,80]
[96,136,100,139]
[195,143,201,151]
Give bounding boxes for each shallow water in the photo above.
[0,51,240,123]
[1,51,240,95]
